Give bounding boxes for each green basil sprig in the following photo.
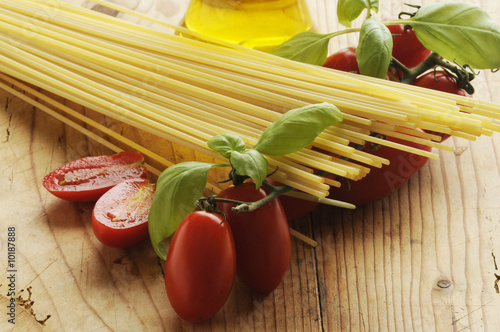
[253,103,343,156]
[206,133,246,159]
[270,2,500,72]
[148,103,343,259]
[405,2,500,69]
[208,133,269,189]
[269,31,335,65]
[337,0,379,28]
[149,162,218,259]
[356,18,393,79]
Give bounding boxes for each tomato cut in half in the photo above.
[92,178,155,248]
[43,151,147,202]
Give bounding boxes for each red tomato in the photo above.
[43,151,147,202]
[322,47,360,73]
[413,70,472,141]
[329,130,432,206]
[413,71,470,95]
[323,47,391,79]
[218,183,291,293]
[266,178,319,221]
[92,178,155,248]
[165,211,236,323]
[387,24,431,68]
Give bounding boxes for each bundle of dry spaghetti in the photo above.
[1,0,499,203]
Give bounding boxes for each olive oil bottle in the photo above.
[183,0,314,51]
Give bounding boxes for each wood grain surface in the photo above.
[1,0,499,331]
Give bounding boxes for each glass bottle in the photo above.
[183,0,314,51]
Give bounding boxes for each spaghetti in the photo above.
[0,0,499,200]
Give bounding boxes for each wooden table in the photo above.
[1,0,499,331]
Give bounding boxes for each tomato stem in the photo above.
[198,181,293,214]
[229,182,291,213]
[391,52,476,93]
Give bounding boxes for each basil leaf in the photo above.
[408,2,500,69]
[269,31,331,65]
[356,18,393,79]
[253,103,343,156]
[207,133,246,159]
[230,150,269,189]
[337,0,379,28]
[148,162,214,260]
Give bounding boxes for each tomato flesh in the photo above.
[92,178,155,248]
[165,211,236,323]
[43,151,147,202]
[218,183,291,294]
[329,129,432,206]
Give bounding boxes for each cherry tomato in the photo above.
[413,71,470,95]
[387,24,431,68]
[413,70,472,141]
[43,151,147,202]
[165,211,236,323]
[91,178,155,248]
[329,129,432,206]
[323,47,391,79]
[218,183,291,294]
[266,178,318,221]
[385,23,431,81]
[322,47,360,73]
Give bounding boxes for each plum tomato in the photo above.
[322,47,360,73]
[91,178,155,248]
[387,24,431,68]
[329,129,432,206]
[413,70,472,141]
[164,211,236,323]
[43,151,147,202]
[218,182,291,294]
[266,178,319,221]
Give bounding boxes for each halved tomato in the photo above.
[92,178,155,248]
[42,151,147,202]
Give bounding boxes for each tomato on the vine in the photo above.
[218,182,291,294]
[43,151,147,202]
[322,47,360,73]
[413,70,470,96]
[91,178,155,248]
[329,129,432,206]
[413,70,472,141]
[387,24,431,68]
[164,210,236,323]
[323,46,391,79]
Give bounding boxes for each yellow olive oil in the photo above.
[183,0,314,51]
